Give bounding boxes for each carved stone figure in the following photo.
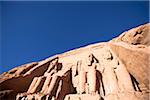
[44,63,74,100]
[40,58,60,94]
[44,58,59,76]
[40,75,52,94]
[71,60,81,91]
[114,58,135,92]
[1,23,149,100]
[86,54,97,94]
[101,49,119,96]
[77,54,102,95]
[16,58,60,100]
[27,58,59,94]
[78,65,86,94]
[27,76,46,93]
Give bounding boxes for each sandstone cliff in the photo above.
[0,23,149,100]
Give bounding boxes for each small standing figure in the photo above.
[86,54,97,95]
[101,49,119,96]
[78,53,99,95]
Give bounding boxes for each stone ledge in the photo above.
[64,94,102,100]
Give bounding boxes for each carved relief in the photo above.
[16,58,62,100]
[86,54,97,94]
[100,49,120,96]
[1,24,149,100]
[73,53,103,96]
[16,50,143,100]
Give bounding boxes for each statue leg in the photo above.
[30,76,46,93]
[41,76,52,94]
[55,80,63,99]
[79,71,86,94]
[103,69,119,96]
[87,68,96,94]
[27,77,38,93]
[46,75,59,95]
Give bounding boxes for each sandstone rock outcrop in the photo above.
[0,23,149,100]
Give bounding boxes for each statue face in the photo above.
[88,54,93,62]
[103,50,113,60]
[51,59,58,66]
[87,54,94,66]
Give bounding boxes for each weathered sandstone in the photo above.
[0,23,149,100]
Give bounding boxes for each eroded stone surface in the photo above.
[0,23,149,100]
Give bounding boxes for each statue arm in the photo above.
[49,70,56,76]
[55,64,73,77]
[96,63,105,73]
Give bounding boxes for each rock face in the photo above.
[0,23,149,100]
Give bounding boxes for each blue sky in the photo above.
[0,1,149,73]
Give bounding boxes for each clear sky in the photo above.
[0,1,149,73]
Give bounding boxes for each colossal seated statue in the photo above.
[16,58,61,100]
[76,53,103,95]
[100,49,120,96]
[27,58,60,94]
[16,48,140,100]
[99,48,136,97]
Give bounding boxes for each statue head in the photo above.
[103,49,113,60]
[87,53,94,66]
[50,58,59,66]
